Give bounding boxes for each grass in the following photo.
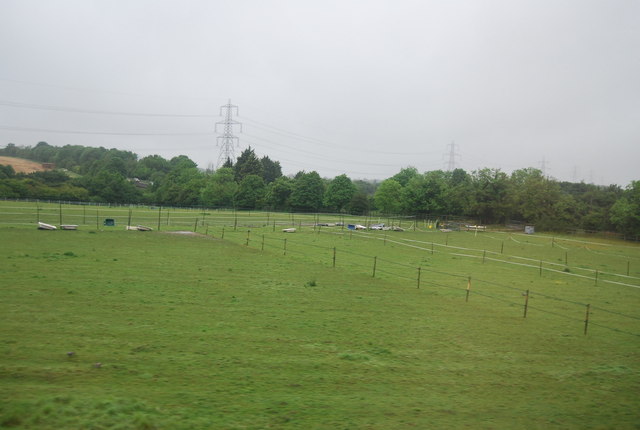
[1,204,640,428]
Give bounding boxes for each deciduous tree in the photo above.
[323,174,356,212]
[236,174,265,209]
[200,167,237,208]
[265,176,294,211]
[290,171,324,212]
[374,179,402,214]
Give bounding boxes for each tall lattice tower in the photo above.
[446,141,459,171]
[215,100,242,168]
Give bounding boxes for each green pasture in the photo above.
[1,202,640,429]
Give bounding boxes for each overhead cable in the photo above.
[0,99,215,118]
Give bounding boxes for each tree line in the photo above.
[0,141,638,236]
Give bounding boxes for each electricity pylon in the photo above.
[215,100,242,168]
[446,141,459,171]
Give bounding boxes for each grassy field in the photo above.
[1,202,639,429]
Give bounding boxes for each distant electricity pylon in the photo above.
[539,156,549,177]
[446,141,459,171]
[215,100,242,168]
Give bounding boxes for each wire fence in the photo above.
[346,230,640,288]
[2,200,639,338]
[3,201,638,283]
[216,227,640,339]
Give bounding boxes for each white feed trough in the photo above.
[126,225,153,231]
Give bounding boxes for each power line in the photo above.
[0,125,214,136]
[243,133,406,167]
[0,77,217,102]
[242,115,441,156]
[0,99,214,118]
[1,96,440,157]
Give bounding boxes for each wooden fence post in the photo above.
[332,247,336,268]
[466,277,471,302]
[416,267,421,289]
[501,241,504,254]
[157,206,162,231]
[372,256,377,278]
[193,217,198,233]
[83,204,86,225]
[584,304,591,335]
[523,290,529,318]
[539,260,543,277]
[627,260,630,276]
[59,201,63,226]
[128,206,132,228]
[261,234,265,251]
[96,208,99,229]
[283,238,287,255]
[431,242,434,255]
[246,229,250,246]
[221,226,225,239]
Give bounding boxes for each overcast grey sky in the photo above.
[1,0,638,185]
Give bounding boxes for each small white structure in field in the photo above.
[126,225,153,231]
[37,222,56,230]
[282,228,296,233]
[465,225,486,231]
[525,225,535,234]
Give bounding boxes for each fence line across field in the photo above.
[4,202,636,338]
[318,228,640,288]
[216,227,640,338]
[224,228,638,317]
[3,201,640,304]
[227,225,640,289]
[394,234,640,281]
[6,200,637,338]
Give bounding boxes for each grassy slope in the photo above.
[0,157,48,174]
[1,226,639,429]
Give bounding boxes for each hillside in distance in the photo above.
[0,156,51,174]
